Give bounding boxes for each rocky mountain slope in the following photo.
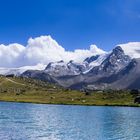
[1,41,140,90]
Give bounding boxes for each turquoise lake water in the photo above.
[0,102,140,140]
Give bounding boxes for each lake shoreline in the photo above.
[0,100,140,108]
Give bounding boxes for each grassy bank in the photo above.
[0,90,139,107]
[0,76,139,107]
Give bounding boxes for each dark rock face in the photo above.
[22,70,56,83]
[96,59,137,84]
[84,55,100,63]
[97,46,131,74]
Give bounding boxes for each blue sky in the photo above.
[0,0,140,51]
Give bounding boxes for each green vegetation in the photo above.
[0,75,140,107]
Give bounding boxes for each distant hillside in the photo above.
[0,75,62,95]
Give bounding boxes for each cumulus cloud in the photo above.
[0,43,25,67]
[0,35,106,68]
[118,42,140,58]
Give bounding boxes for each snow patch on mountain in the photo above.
[45,60,89,77]
[89,53,109,67]
[0,63,46,76]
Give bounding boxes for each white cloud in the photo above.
[118,42,140,58]
[0,35,106,68]
[0,43,25,67]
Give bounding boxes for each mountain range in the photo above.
[1,36,140,90]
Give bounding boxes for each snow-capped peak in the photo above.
[118,42,140,58]
[90,45,106,55]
